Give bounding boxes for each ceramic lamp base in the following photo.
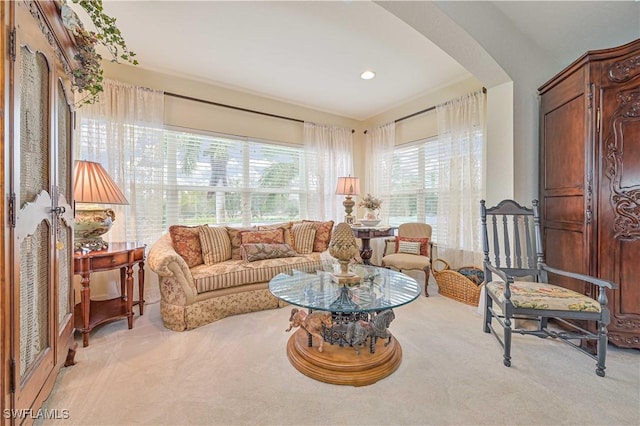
[74,237,108,252]
[74,205,115,252]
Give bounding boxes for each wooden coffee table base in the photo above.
[286,328,402,386]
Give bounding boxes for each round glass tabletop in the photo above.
[269,265,420,313]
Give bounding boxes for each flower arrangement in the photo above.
[358,193,382,211]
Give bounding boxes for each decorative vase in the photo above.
[365,209,378,220]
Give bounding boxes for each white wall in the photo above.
[379,1,600,204]
[485,82,514,205]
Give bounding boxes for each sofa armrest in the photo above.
[148,234,197,304]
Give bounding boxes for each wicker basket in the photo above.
[432,259,484,306]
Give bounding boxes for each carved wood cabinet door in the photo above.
[540,38,640,349]
[8,1,75,417]
[598,48,640,348]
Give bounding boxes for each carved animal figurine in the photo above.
[285,308,333,352]
[346,309,395,355]
[64,342,78,367]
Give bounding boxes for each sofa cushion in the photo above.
[199,226,232,265]
[241,243,297,262]
[395,236,430,257]
[226,226,258,260]
[304,220,334,252]
[169,224,207,267]
[258,222,293,246]
[240,228,285,245]
[292,222,316,254]
[190,253,324,293]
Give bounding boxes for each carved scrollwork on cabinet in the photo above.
[604,89,640,240]
[608,54,640,82]
[615,318,640,329]
[608,333,640,347]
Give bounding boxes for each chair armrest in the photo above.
[383,237,396,256]
[540,263,617,289]
[484,262,512,284]
[484,262,516,300]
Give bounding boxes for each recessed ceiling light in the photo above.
[360,70,376,80]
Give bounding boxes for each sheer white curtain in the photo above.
[435,89,486,268]
[364,122,395,265]
[74,79,165,301]
[364,122,395,222]
[303,122,354,222]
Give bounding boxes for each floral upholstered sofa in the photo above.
[148,220,334,331]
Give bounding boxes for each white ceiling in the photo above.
[74,1,640,121]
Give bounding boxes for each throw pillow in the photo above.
[303,220,335,252]
[258,222,293,246]
[291,222,317,254]
[240,228,285,245]
[169,224,207,268]
[241,243,297,262]
[395,236,430,257]
[226,226,258,260]
[198,226,232,265]
[398,240,421,255]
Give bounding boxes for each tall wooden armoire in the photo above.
[539,38,640,349]
[1,1,78,424]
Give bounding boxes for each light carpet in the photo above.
[39,280,640,426]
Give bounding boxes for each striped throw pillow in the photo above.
[199,226,232,265]
[398,240,421,255]
[292,222,316,254]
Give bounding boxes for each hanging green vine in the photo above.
[61,0,138,105]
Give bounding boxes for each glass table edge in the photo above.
[268,267,421,313]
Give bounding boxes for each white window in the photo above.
[388,137,439,230]
[164,127,305,227]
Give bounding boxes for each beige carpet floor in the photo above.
[39,279,640,426]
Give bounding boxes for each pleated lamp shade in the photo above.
[73,160,129,205]
[335,176,360,196]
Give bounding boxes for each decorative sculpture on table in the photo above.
[328,222,361,284]
[285,308,333,352]
[346,309,396,355]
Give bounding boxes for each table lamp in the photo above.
[73,160,129,251]
[335,176,360,225]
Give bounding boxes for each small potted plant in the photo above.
[61,0,138,105]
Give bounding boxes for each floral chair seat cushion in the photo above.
[486,281,601,312]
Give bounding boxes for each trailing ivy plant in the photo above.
[62,0,138,105]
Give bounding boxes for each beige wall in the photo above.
[102,61,359,145]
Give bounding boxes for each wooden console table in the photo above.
[74,242,146,347]
[351,226,395,265]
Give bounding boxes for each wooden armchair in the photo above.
[480,199,617,377]
[381,223,432,296]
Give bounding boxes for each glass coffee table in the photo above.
[269,265,420,386]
